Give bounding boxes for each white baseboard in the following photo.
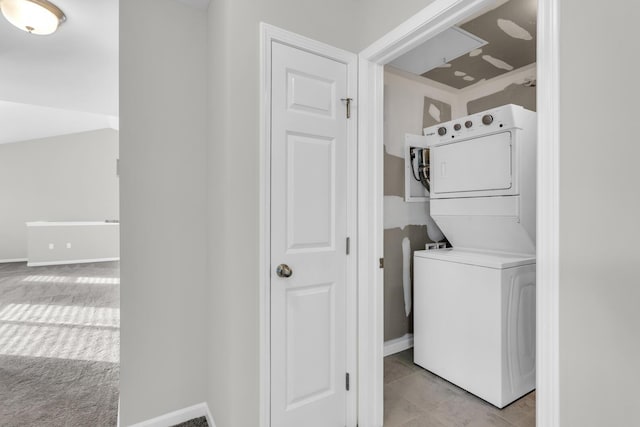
[384,333,414,357]
[0,258,27,264]
[27,257,120,267]
[127,402,215,427]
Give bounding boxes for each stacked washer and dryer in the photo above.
[408,104,537,408]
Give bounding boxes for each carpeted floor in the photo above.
[172,416,209,427]
[0,261,120,426]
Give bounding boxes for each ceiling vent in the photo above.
[389,27,487,75]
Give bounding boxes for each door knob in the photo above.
[276,264,293,278]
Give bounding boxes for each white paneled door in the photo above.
[270,41,350,427]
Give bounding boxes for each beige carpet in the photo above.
[0,261,119,426]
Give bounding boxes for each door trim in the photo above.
[357,0,560,426]
[535,0,561,424]
[259,23,359,427]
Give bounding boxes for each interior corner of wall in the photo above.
[108,116,120,131]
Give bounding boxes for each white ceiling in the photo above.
[0,0,118,144]
[0,100,117,144]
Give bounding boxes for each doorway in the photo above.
[358,0,559,426]
[0,0,120,424]
[382,0,538,424]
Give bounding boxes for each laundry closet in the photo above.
[382,0,538,424]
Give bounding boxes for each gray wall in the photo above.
[383,72,452,342]
[559,1,640,425]
[467,82,536,114]
[0,129,118,261]
[119,0,208,424]
[207,1,436,426]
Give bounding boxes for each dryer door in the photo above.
[431,131,513,196]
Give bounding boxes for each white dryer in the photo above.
[409,104,537,408]
[425,103,537,255]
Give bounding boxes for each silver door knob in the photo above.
[276,264,293,278]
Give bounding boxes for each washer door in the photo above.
[431,131,512,195]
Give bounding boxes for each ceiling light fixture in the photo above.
[0,0,66,35]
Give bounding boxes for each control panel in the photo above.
[424,104,522,147]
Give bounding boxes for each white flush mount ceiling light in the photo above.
[0,0,66,35]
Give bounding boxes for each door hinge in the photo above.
[341,97,352,119]
[346,237,350,255]
[379,258,384,268]
[346,372,350,391]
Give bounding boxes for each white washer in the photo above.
[413,249,536,408]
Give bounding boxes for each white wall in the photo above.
[0,129,118,261]
[26,222,119,266]
[559,1,640,425]
[206,1,437,426]
[119,0,208,425]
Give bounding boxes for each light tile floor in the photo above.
[384,349,535,427]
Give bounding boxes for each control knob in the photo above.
[453,123,461,131]
[465,120,473,128]
[482,114,494,125]
[437,127,447,136]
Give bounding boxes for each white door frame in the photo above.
[259,23,359,427]
[356,0,560,426]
